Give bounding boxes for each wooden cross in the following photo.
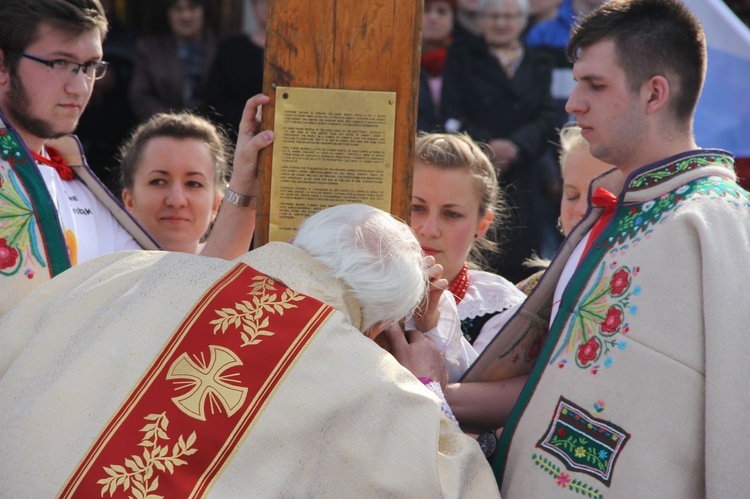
[255,0,422,245]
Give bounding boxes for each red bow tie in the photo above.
[32,146,75,181]
[580,187,618,263]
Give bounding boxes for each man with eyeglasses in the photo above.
[0,0,273,317]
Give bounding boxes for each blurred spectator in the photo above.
[129,0,217,121]
[205,0,266,140]
[527,0,564,27]
[526,0,604,53]
[76,0,138,193]
[525,0,606,156]
[453,0,484,45]
[441,0,560,282]
[418,0,456,132]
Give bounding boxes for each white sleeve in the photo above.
[406,292,478,382]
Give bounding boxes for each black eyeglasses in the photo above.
[18,53,109,80]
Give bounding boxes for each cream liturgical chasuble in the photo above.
[0,244,499,498]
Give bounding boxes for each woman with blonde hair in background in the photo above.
[517,123,615,293]
[408,133,526,378]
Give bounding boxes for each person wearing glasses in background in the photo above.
[0,0,275,317]
[441,0,561,285]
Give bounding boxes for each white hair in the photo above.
[479,0,530,18]
[293,204,428,332]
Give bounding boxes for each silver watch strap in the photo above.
[224,188,257,208]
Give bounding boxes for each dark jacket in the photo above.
[441,40,558,166]
[205,34,264,137]
[129,32,217,120]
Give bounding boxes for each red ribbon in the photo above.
[579,187,618,264]
[32,146,75,181]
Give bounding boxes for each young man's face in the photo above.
[0,23,102,149]
[566,39,645,172]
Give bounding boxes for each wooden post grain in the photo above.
[254,0,422,246]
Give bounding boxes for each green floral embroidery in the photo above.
[550,263,638,372]
[0,141,47,275]
[537,398,629,488]
[611,175,750,248]
[532,454,604,498]
[552,434,608,472]
[629,153,732,190]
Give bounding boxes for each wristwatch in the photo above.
[224,187,257,208]
[477,430,498,460]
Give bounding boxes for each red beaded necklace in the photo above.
[448,263,470,304]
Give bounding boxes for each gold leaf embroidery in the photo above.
[97,413,197,498]
[209,276,305,347]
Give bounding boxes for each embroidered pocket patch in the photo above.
[537,396,630,486]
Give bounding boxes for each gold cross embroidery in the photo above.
[167,345,248,421]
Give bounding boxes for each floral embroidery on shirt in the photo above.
[535,397,629,489]
[0,164,46,276]
[629,153,732,191]
[608,175,750,250]
[551,262,638,372]
[532,454,603,498]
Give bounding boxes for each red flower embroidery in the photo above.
[577,337,600,366]
[601,306,623,334]
[609,268,630,296]
[557,472,572,488]
[0,238,19,269]
[556,428,567,438]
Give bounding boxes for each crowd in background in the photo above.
[81,0,749,282]
[3,0,750,494]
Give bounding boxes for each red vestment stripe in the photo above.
[60,263,334,498]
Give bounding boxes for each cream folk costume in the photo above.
[0,244,499,498]
[463,150,750,497]
[0,111,157,317]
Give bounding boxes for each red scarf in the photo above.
[32,146,75,181]
[421,40,451,77]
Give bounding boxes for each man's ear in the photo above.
[643,75,670,115]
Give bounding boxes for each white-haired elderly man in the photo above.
[0,203,500,498]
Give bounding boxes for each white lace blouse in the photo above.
[407,269,526,381]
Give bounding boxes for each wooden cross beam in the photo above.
[255,0,423,245]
